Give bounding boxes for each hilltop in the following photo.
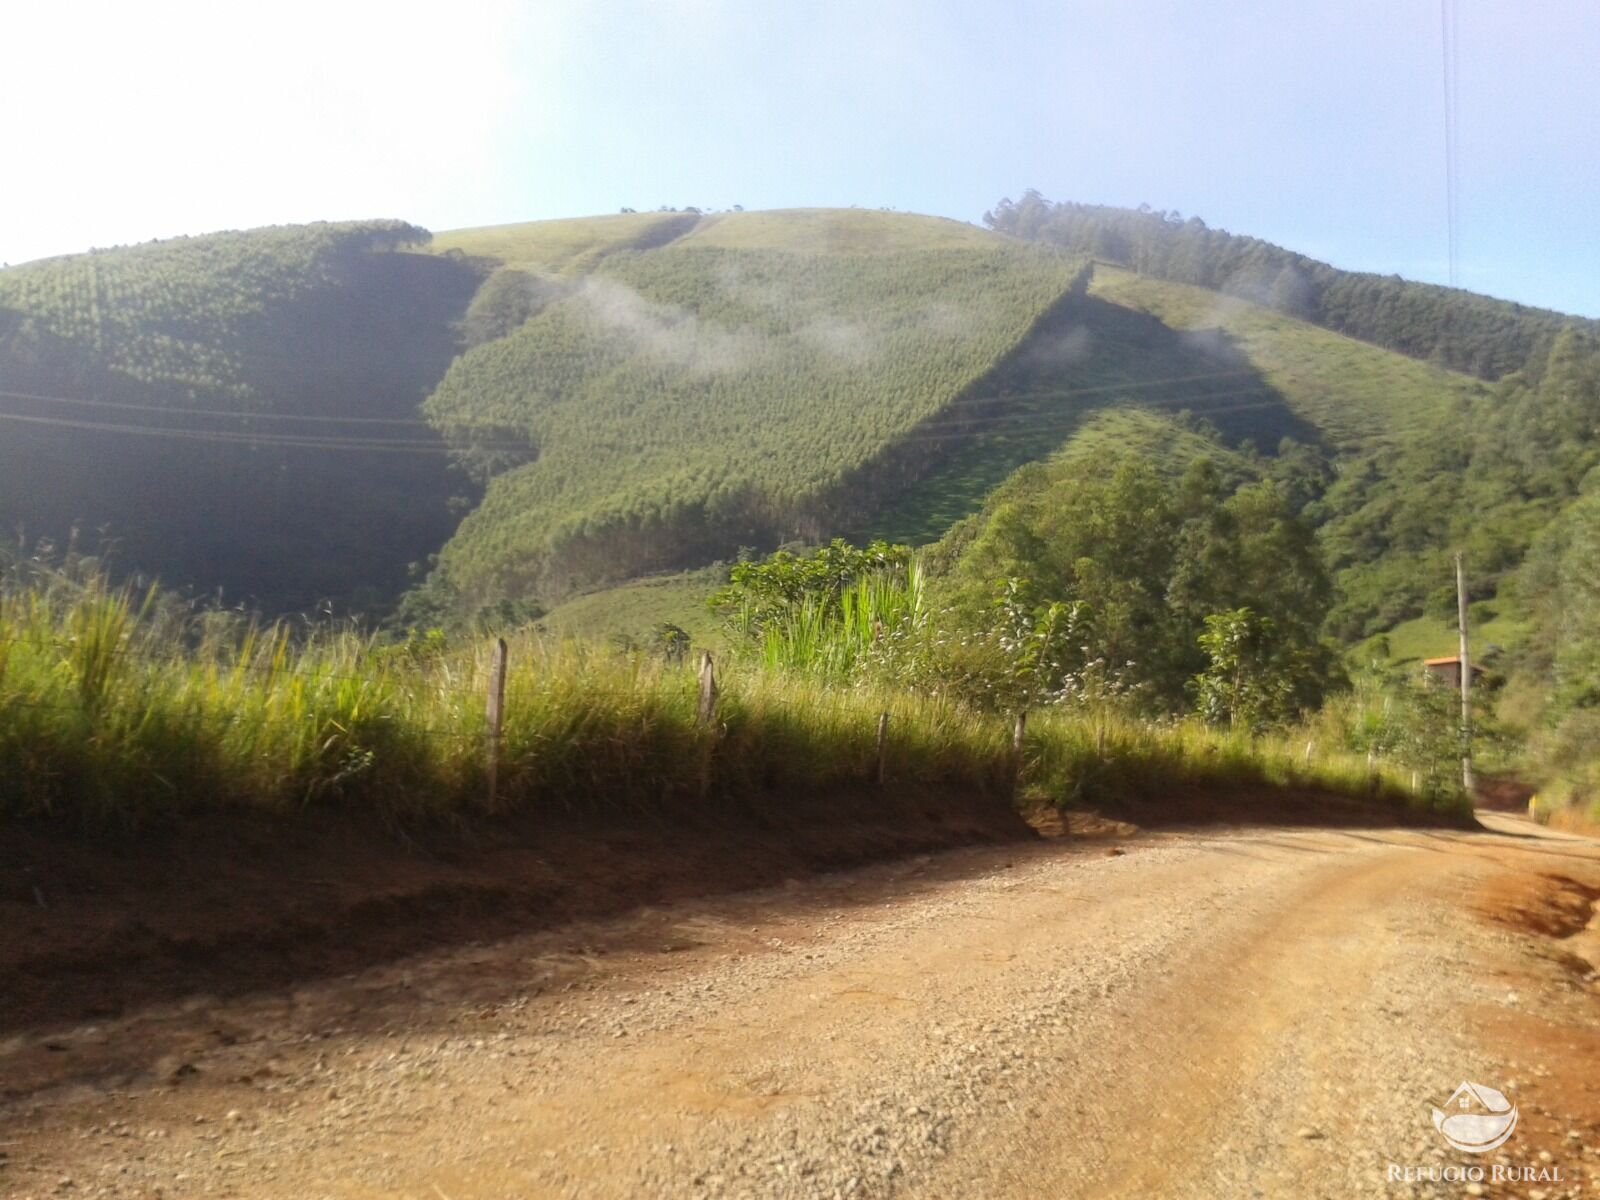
[411,205,1510,623]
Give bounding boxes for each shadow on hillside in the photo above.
[0,251,486,615]
[858,289,1323,545]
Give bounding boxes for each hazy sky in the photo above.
[5,1,1597,316]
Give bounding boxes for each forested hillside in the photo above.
[1512,467,1600,801]
[416,207,1502,616]
[422,215,1086,606]
[968,194,1600,639]
[0,222,483,610]
[986,191,1599,380]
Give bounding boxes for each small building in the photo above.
[1422,656,1484,689]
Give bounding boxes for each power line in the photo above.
[0,387,438,426]
[0,369,1260,429]
[0,408,533,454]
[0,386,1298,455]
[1441,0,1461,287]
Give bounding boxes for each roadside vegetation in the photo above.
[1512,470,1600,823]
[0,549,1469,828]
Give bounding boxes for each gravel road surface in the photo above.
[3,813,1597,1199]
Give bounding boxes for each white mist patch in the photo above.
[574,266,994,374]
[571,276,764,375]
[796,316,881,366]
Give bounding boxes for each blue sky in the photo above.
[4,1,1597,316]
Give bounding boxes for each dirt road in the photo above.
[3,814,1597,1199]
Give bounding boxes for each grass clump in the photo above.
[1022,710,1465,820]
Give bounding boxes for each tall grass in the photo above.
[1021,710,1455,816]
[0,572,1468,827]
[742,562,925,679]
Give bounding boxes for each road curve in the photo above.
[3,814,1597,1199]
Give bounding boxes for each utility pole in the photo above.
[1455,552,1474,793]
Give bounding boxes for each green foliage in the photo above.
[0,566,1463,828]
[1191,608,1317,732]
[989,578,1095,710]
[458,267,560,347]
[712,540,922,680]
[1020,707,1468,821]
[711,540,912,630]
[1319,325,1600,638]
[988,191,1597,380]
[0,221,431,395]
[932,440,1336,712]
[1085,266,1483,449]
[855,279,1329,547]
[652,622,692,663]
[1309,668,1474,801]
[1510,469,1600,803]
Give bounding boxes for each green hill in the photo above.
[422,217,1086,605]
[0,221,482,610]
[4,199,1596,709]
[850,265,1483,548]
[1085,267,1484,447]
[420,206,1487,610]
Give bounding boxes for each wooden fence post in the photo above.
[1011,710,1028,798]
[697,650,719,725]
[485,637,508,810]
[875,711,890,787]
[1303,740,1315,766]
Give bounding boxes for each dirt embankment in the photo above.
[0,783,1031,1036]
